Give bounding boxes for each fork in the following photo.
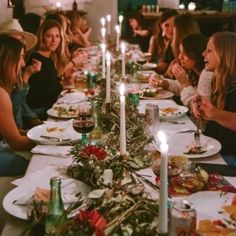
[194,119,201,147]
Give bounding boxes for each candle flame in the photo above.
[118,15,123,23]
[100,43,106,52]
[106,51,111,61]
[56,1,62,7]
[115,25,120,34]
[188,2,196,11]
[157,131,167,144]
[101,27,106,37]
[106,15,111,22]
[100,17,106,26]
[119,83,125,96]
[120,42,126,53]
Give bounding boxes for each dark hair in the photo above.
[182,33,207,72]
[128,11,145,28]
[19,13,41,35]
[0,34,24,86]
[160,9,178,24]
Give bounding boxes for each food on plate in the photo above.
[53,105,78,117]
[184,146,207,155]
[34,187,50,203]
[160,107,179,114]
[142,88,158,97]
[170,165,209,194]
[136,73,149,83]
[46,127,65,132]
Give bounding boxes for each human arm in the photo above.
[22,59,42,83]
[133,29,150,37]
[171,63,191,88]
[0,89,35,150]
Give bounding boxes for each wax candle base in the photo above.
[117,151,129,160]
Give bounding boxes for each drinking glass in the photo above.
[73,105,95,145]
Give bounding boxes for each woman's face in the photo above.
[178,44,195,70]
[203,39,220,71]
[43,26,61,52]
[129,18,139,30]
[161,16,175,39]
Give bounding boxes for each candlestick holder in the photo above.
[117,151,129,161]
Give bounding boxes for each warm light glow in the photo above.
[120,42,126,54]
[118,15,123,24]
[101,27,106,37]
[100,17,105,26]
[84,70,88,76]
[100,43,106,53]
[106,51,111,62]
[157,131,167,144]
[188,2,196,11]
[106,15,111,22]
[115,25,120,34]
[119,83,125,96]
[179,3,185,10]
[56,1,62,8]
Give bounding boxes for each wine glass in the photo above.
[73,105,95,145]
[137,56,147,70]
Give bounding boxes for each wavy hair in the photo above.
[172,14,200,58]
[36,19,67,77]
[0,34,24,88]
[210,31,236,109]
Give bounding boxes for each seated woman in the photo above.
[124,11,151,52]
[156,14,200,75]
[0,35,35,176]
[26,20,65,120]
[148,9,178,63]
[150,34,208,107]
[193,32,236,155]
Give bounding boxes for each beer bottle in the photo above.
[45,177,67,235]
[72,0,78,11]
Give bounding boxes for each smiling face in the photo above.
[178,44,195,70]
[203,39,220,72]
[161,16,175,39]
[43,26,61,52]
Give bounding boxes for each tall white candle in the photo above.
[115,25,120,52]
[119,83,126,155]
[121,42,126,78]
[118,15,124,36]
[100,17,106,27]
[101,27,106,44]
[56,1,62,11]
[106,15,111,36]
[106,52,111,103]
[100,43,106,79]
[157,131,168,234]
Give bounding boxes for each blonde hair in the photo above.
[172,14,200,58]
[0,34,24,89]
[36,19,67,77]
[210,31,236,109]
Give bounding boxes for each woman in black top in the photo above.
[26,20,65,119]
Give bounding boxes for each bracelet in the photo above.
[70,59,76,67]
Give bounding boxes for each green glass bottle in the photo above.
[45,177,67,236]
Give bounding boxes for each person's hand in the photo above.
[198,96,219,121]
[171,64,190,87]
[192,95,201,119]
[23,59,42,82]
[164,59,179,79]
[149,76,169,89]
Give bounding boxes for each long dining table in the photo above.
[2,94,236,235]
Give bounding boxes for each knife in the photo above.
[40,135,71,142]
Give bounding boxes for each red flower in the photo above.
[77,210,107,236]
[82,145,107,161]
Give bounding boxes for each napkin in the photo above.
[31,145,72,158]
[13,179,90,205]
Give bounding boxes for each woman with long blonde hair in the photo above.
[194,31,236,155]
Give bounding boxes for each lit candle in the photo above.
[106,52,111,103]
[115,25,120,52]
[101,27,106,44]
[100,17,106,27]
[56,1,62,11]
[118,15,123,36]
[157,131,168,234]
[106,15,111,36]
[101,43,106,79]
[119,83,126,155]
[179,3,185,10]
[188,2,196,11]
[121,42,126,78]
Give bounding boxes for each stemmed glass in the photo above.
[72,105,95,145]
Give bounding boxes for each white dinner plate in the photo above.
[140,89,174,100]
[142,62,157,70]
[187,191,236,227]
[58,91,86,104]
[47,103,79,119]
[27,120,81,145]
[156,133,221,158]
[159,105,188,120]
[137,70,157,76]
